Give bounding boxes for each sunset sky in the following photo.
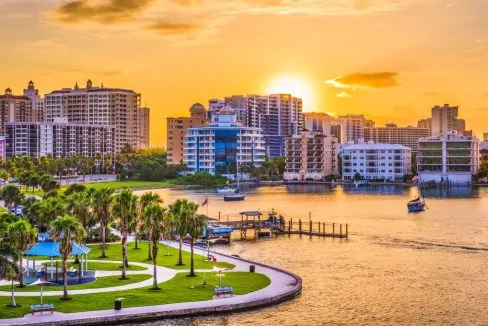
[2,0,488,147]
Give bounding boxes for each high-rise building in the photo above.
[0,136,6,162]
[137,107,150,149]
[209,94,303,157]
[5,118,115,160]
[0,84,44,134]
[417,118,431,135]
[44,80,147,152]
[23,81,44,123]
[338,115,375,144]
[185,107,265,176]
[167,103,207,164]
[417,131,479,184]
[284,131,339,181]
[303,112,337,136]
[430,104,468,136]
[364,124,430,153]
[341,142,412,181]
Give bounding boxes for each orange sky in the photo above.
[2,0,488,147]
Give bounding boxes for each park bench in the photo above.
[30,304,55,315]
[214,286,233,298]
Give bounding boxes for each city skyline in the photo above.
[3,0,488,146]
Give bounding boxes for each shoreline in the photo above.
[0,244,302,326]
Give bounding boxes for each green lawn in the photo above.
[85,180,172,190]
[87,242,236,270]
[0,272,270,319]
[41,261,147,271]
[0,274,151,292]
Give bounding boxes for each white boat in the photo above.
[217,186,237,194]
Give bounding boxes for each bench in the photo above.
[214,286,233,298]
[31,304,55,315]
[69,268,77,277]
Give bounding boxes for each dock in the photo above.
[218,211,349,240]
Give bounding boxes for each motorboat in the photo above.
[224,193,245,201]
[407,197,425,212]
[217,186,237,194]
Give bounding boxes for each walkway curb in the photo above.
[1,249,302,326]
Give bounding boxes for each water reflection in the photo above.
[342,184,409,195]
[420,186,479,198]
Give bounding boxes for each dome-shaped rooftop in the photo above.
[190,103,205,112]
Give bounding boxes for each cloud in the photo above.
[50,0,429,39]
[146,21,201,35]
[56,0,155,24]
[336,91,352,98]
[61,68,122,77]
[326,72,399,89]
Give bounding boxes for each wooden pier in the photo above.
[218,211,349,240]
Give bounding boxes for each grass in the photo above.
[84,180,172,191]
[41,261,147,271]
[0,274,151,292]
[87,242,236,270]
[0,272,270,319]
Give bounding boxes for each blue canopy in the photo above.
[25,240,90,257]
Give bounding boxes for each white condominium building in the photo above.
[5,118,115,160]
[44,80,149,152]
[284,131,339,181]
[185,107,265,176]
[417,131,479,184]
[341,142,412,181]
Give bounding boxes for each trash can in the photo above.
[250,265,255,273]
[114,298,123,310]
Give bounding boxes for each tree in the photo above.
[50,215,86,300]
[40,176,59,195]
[67,191,94,232]
[0,185,23,210]
[0,242,20,307]
[168,199,187,266]
[8,220,37,287]
[143,204,166,289]
[64,183,86,196]
[187,212,205,277]
[354,172,362,181]
[112,188,138,279]
[38,196,67,231]
[139,192,162,256]
[91,188,115,258]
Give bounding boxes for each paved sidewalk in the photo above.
[0,261,176,297]
[0,242,301,326]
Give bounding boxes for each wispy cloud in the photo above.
[49,0,429,39]
[327,72,399,89]
[336,91,353,98]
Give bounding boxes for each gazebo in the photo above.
[24,240,90,280]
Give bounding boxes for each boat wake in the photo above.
[374,236,488,253]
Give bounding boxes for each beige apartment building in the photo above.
[284,131,339,181]
[44,80,149,152]
[0,83,44,134]
[167,103,207,164]
[137,107,150,149]
[364,124,430,153]
[338,114,375,144]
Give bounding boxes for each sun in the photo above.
[266,75,314,109]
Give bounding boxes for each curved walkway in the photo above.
[0,260,176,297]
[0,243,302,326]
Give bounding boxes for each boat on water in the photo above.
[217,186,237,194]
[224,193,246,201]
[407,197,425,212]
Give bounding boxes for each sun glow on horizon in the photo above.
[266,75,315,110]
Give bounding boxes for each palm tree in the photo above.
[143,203,166,289]
[139,192,162,256]
[50,215,86,300]
[91,187,115,258]
[112,188,138,279]
[38,196,67,230]
[0,185,23,210]
[8,220,37,287]
[0,242,20,307]
[186,212,205,277]
[168,199,187,266]
[67,191,94,232]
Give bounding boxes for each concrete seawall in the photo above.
[0,247,302,326]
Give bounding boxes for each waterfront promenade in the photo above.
[0,242,301,326]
